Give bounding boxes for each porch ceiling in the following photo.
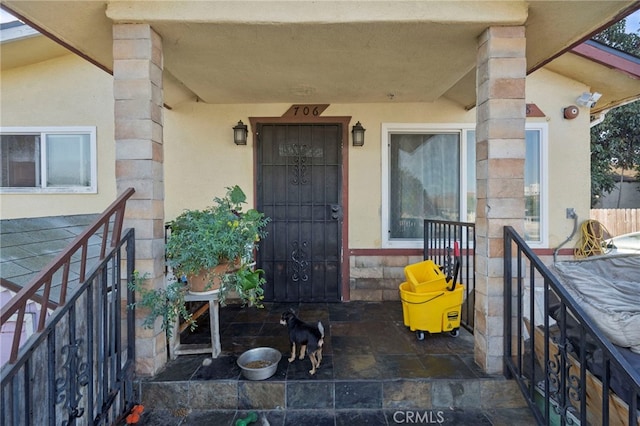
[2,1,638,108]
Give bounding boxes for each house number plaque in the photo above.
[282,104,329,118]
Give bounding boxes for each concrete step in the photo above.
[138,376,527,412]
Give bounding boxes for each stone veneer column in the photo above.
[474,26,526,374]
[113,23,166,376]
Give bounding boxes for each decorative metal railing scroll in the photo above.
[1,188,136,425]
[504,226,639,426]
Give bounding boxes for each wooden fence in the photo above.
[590,209,640,237]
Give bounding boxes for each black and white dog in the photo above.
[280,310,325,375]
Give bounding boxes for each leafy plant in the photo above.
[127,271,195,339]
[165,185,270,301]
[221,266,266,307]
[590,100,640,207]
[128,187,270,338]
[590,21,640,207]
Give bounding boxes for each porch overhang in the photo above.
[1,1,638,108]
[546,40,640,114]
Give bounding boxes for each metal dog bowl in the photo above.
[237,347,282,380]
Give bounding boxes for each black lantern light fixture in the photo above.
[233,120,248,145]
[351,121,365,147]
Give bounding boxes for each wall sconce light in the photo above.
[233,120,248,145]
[351,121,365,147]
[575,92,602,108]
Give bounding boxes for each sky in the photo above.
[627,10,640,33]
[1,9,16,23]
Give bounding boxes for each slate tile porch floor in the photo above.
[135,301,535,425]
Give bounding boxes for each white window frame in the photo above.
[522,123,549,249]
[0,126,97,194]
[381,122,548,249]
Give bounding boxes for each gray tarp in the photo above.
[551,254,640,353]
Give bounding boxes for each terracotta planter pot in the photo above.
[186,270,220,294]
[187,260,240,294]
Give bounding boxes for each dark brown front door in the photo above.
[256,123,342,302]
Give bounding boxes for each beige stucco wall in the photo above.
[163,103,281,220]
[526,68,592,248]
[162,100,477,236]
[0,54,117,219]
[1,53,591,251]
[165,70,592,250]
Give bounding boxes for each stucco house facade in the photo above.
[1,1,639,377]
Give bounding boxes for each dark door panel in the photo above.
[257,123,342,302]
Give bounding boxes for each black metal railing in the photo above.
[504,226,640,426]
[423,219,475,332]
[1,189,137,425]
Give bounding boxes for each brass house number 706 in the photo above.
[282,104,329,118]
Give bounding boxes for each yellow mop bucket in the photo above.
[404,259,448,293]
[399,281,464,340]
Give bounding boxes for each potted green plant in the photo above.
[165,185,270,305]
[128,186,270,338]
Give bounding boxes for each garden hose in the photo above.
[235,411,258,426]
[574,219,611,258]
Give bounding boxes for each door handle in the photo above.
[330,204,342,220]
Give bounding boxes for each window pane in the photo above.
[389,133,460,239]
[0,134,40,187]
[46,134,91,187]
[525,131,541,241]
